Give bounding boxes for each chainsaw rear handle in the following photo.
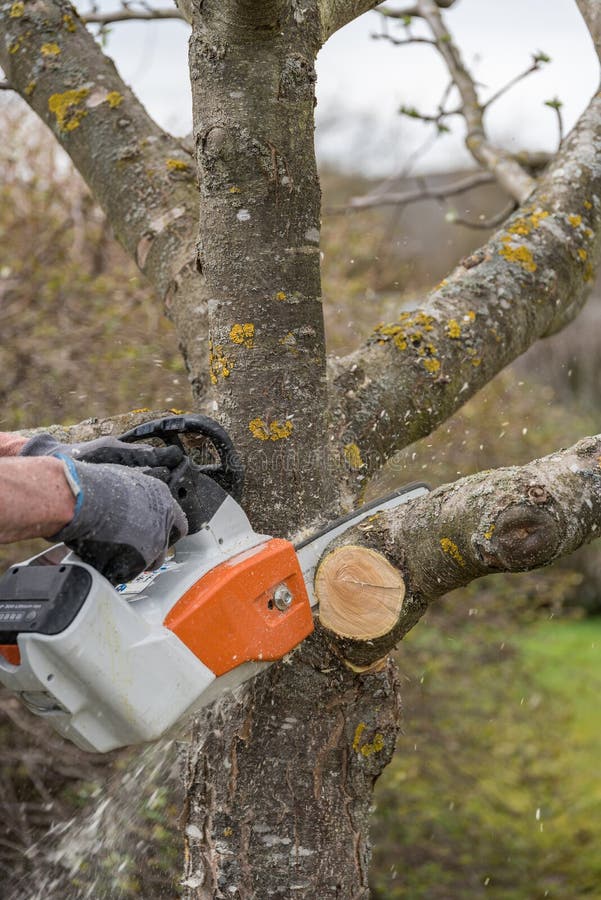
[118,415,244,534]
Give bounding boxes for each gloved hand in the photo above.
[53,455,188,585]
[20,432,183,470]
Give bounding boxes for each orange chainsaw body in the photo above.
[164,538,314,676]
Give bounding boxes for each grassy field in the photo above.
[371,607,601,899]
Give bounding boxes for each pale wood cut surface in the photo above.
[316,545,406,639]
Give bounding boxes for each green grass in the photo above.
[370,611,601,899]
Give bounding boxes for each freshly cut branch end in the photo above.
[316,545,405,648]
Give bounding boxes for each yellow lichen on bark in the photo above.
[9,1,24,17]
[229,323,255,348]
[352,723,385,757]
[423,357,441,374]
[249,418,293,441]
[106,91,124,108]
[166,158,190,172]
[48,89,90,132]
[440,537,465,566]
[499,241,537,273]
[41,43,61,56]
[209,343,234,383]
[447,319,461,338]
[344,442,364,470]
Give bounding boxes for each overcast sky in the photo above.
[82,1,599,175]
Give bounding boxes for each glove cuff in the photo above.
[19,433,61,457]
[55,454,84,518]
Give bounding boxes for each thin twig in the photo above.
[83,7,184,24]
[416,0,535,203]
[444,200,518,230]
[482,55,549,111]
[372,33,436,46]
[377,0,457,18]
[545,98,565,148]
[333,171,495,212]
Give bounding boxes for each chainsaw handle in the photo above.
[118,414,244,503]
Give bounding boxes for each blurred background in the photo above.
[1,2,601,897]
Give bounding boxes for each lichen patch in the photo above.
[41,43,61,57]
[344,442,364,470]
[48,88,90,132]
[209,342,234,383]
[229,323,254,348]
[440,537,465,566]
[499,241,537,273]
[352,722,385,757]
[249,418,294,441]
[166,158,190,173]
[106,91,124,108]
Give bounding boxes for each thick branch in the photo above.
[13,409,174,444]
[0,0,208,396]
[319,0,386,41]
[319,433,601,667]
[318,0,457,38]
[417,0,535,202]
[329,87,601,494]
[577,0,601,60]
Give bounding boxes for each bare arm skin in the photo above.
[0,456,75,543]
[0,433,28,457]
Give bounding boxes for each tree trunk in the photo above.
[180,3,392,895]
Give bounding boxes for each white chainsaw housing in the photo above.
[0,496,270,753]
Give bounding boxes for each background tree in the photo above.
[1,0,601,897]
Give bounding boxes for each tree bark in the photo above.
[188,0,334,534]
[318,0,385,40]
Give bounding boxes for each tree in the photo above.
[1,0,600,895]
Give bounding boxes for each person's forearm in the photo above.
[0,457,75,542]
[0,432,28,457]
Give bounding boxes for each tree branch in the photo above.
[328,87,601,495]
[576,0,601,61]
[318,433,601,667]
[83,8,185,26]
[319,1,385,41]
[0,0,208,398]
[416,0,535,203]
[341,171,495,211]
[318,0,459,41]
[377,0,457,18]
[0,79,12,90]
[446,200,517,230]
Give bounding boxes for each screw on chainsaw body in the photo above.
[273,585,293,611]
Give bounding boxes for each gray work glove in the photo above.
[20,432,183,470]
[53,455,188,586]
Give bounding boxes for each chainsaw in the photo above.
[0,415,427,753]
